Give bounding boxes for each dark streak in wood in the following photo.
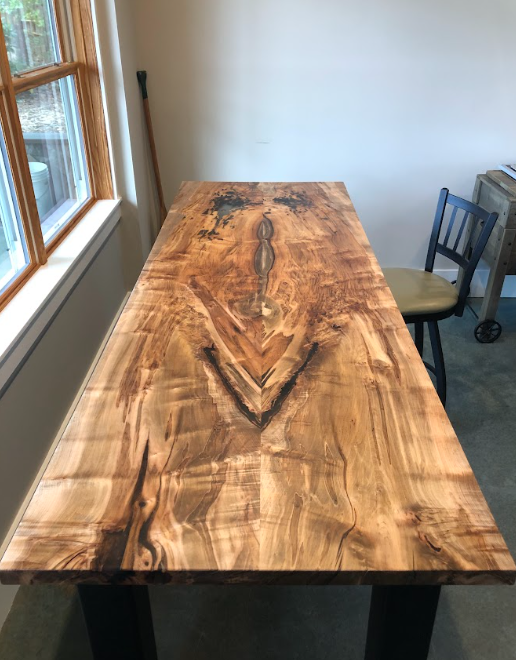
[260,342,319,428]
[273,192,313,211]
[203,345,258,427]
[199,191,257,239]
[204,341,319,430]
[94,439,151,569]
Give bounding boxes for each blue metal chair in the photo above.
[384,188,498,406]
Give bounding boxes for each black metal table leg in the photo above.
[428,320,446,406]
[414,321,424,358]
[78,585,158,660]
[364,585,441,660]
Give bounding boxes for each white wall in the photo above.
[135,0,516,268]
[95,0,160,271]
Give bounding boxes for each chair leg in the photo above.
[414,322,424,358]
[428,320,446,406]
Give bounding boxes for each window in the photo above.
[0,0,112,307]
[0,128,28,291]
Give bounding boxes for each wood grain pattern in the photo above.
[11,62,80,94]
[0,182,514,587]
[71,0,114,201]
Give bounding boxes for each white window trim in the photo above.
[0,198,121,394]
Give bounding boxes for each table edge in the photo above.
[1,568,514,587]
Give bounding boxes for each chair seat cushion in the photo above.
[383,268,459,317]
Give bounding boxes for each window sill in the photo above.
[0,199,122,394]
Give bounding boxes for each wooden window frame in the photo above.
[0,0,113,310]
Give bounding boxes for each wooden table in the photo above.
[1,182,514,660]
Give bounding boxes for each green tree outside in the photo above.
[0,0,55,74]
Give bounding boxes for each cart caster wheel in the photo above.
[474,320,502,343]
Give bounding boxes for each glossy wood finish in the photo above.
[0,182,514,587]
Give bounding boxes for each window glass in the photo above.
[17,75,90,244]
[0,129,29,294]
[0,0,60,75]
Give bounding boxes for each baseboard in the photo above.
[434,269,516,298]
[0,292,130,633]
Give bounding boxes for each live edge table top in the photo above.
[1,182,514,587]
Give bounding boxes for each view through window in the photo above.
[17,77,89,244]
[0,129,28,291]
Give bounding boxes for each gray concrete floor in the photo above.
[0,299,515,659]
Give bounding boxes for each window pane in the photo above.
[0,0,60,75]
[17,76,90,244]
[0,128,29,294]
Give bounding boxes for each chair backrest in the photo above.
[425,188,498,316]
